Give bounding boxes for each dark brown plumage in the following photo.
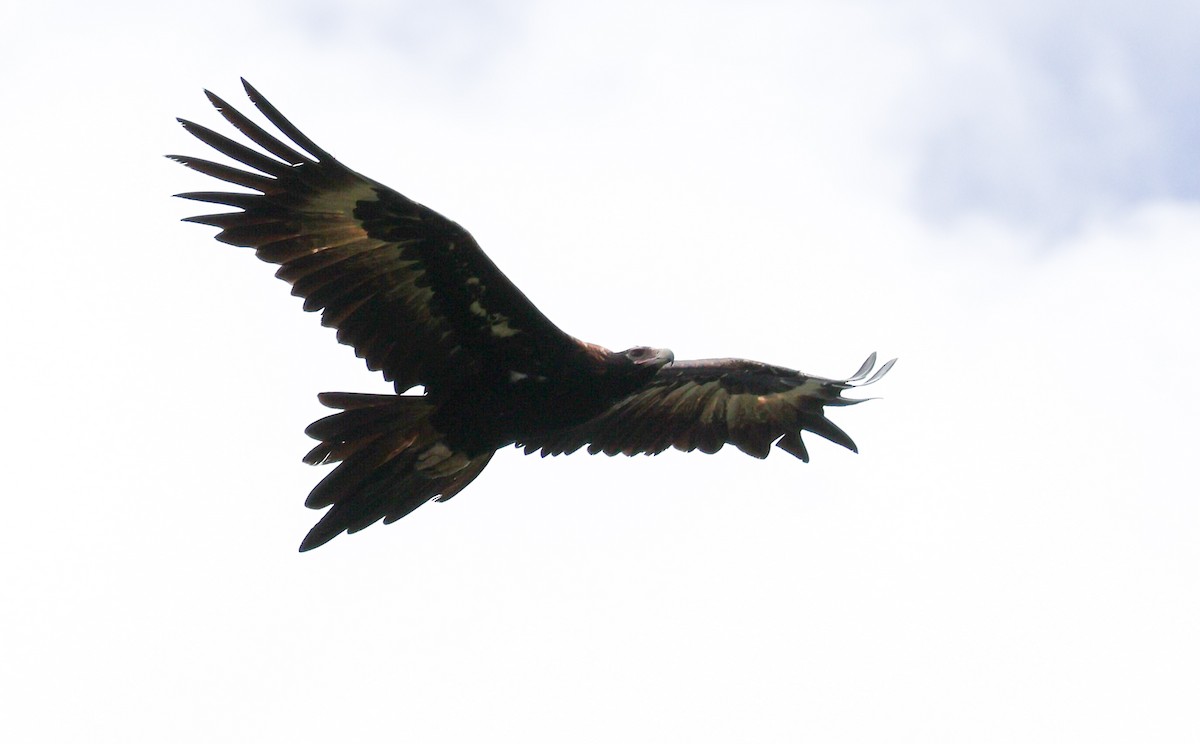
[172,80,894,551]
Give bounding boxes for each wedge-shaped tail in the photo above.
[299,393,494,551]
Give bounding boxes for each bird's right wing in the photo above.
[524,354,895,460]
[171,79,581,395]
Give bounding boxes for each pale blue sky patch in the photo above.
[899,2,1200,233]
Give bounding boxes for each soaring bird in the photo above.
[171,80,894,551]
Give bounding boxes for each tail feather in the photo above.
[303,394,432,465]
[297,393,494,552]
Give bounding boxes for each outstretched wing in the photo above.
[170,79,579,395]
[524,353,895,460]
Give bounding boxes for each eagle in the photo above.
[171,80,894,551]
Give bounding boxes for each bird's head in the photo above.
[619,346,675,370]
[577,341,674,382]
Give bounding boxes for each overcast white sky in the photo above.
[2,1,1197,742]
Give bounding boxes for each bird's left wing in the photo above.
[524,353,894,460]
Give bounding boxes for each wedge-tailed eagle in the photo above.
[171,80,894,551]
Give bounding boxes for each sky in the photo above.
[2,1,1197,742]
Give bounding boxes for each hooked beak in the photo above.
[638,348,674,367]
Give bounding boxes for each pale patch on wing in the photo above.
[415,442,471,477]
[659,380,703,415]
[699,386,728,424]
[489,317,521,337]
[783,378,827,398]
[305,181,379,217]
[508,370,548,383]
[468,299,522,338]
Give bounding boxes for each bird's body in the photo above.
[173,80,893,551]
